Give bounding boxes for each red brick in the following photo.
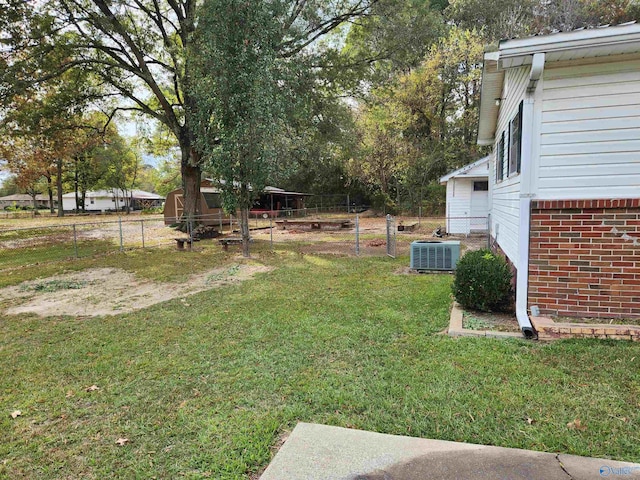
[528,199,640,320]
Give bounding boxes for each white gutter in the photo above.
[499,22,640,58]
[516,52,544,339]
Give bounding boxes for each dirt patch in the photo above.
[366,239,386,247]
[0,264,272,317]
[462,310,520,333]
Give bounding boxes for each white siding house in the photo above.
[62,190,164,212]
[439,156,490,235]
[477,23,640,335]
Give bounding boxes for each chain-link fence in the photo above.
[0,215,173,271]
[1,210,489,274]
[442,216,489,237]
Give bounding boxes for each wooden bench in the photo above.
[397,222,418,232]
[218,237,247,251]
[275,219,353,231]
[174,237,199,250]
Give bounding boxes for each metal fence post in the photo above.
[418,206,422,227]
[487,213,491,250]
[118,217,124,251]
[386,214,391,255]
[270,216,273,250]
[393,222,397,258]
[355,214,360,256]
[73,224,78,258]
[229,214,233,233]
[219,212,223,232]
[141,219,145,248]
[386,214,396,259]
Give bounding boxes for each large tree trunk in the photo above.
[74,157,80,213]
[47,175,54,214]
[124,187,130,214]
[240,206,250,258]
[56,159,64,217]
[180,144,202,228]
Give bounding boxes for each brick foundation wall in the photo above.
[529,199,640,319]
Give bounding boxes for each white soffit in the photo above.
[477,52,503,146]
[477,22,640,145]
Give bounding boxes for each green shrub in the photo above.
[452,249,513,312]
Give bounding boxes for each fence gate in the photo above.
[386,214,396,258]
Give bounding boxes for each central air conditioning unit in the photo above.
[410,240,460,271]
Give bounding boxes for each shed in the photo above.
[163,181,310,226]
[439,156,490,234]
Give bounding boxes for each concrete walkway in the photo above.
[260,423,640,480]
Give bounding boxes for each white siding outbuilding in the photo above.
[439,157,490,235]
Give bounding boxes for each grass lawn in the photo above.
[1,244,639,479]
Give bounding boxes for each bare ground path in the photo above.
[0,264,272,317]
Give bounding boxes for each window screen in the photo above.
[473,181,489,191]
[509,101,523,176]
[203,193,222,209]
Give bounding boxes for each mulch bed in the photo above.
[462,310,520,332]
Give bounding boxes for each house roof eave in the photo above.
[477,52,504,146]
[439,156,490,184]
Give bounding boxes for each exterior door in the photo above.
[174,194,184,222]
[470,181,489,231]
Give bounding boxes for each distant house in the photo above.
[62,189,164,212]
[477,23,640,336]
[0,194,54,209]
[439,156,489,235]
[164,180,311,226]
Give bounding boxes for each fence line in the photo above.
[1,211,488,274]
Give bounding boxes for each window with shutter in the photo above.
[496,131,505,182]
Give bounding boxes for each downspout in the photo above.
[516,52,545,339]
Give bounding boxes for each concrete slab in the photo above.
[260,423,640,480]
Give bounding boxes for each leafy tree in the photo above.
[148,157,182,197]
[445,0,535,41]
[193,0,288,257]
[279,99,360,198]
[0,135,51,210]
[344,0,444,83]
[97,134,141,213]
[1,59,108,215]
[0,175,19,197]
[446,0,640,42]
[2,0,380,226]
[349,27,486,212]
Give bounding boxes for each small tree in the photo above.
[193,0,286,257]
[98,135,140,213]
